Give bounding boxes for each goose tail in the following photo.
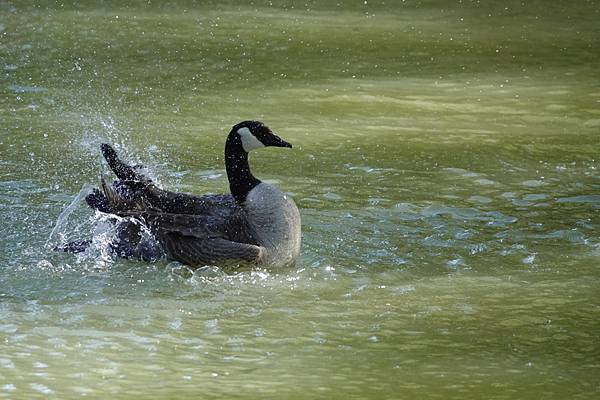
[85,144,153,214]
[101,143,148,183]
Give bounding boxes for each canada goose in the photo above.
[60,121,301,268]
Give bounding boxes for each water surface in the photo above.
[1,1,599,398]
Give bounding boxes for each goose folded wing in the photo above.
[159,233,262,267]
[143,187,240,216]
[122,212,229,238]
[122,211,262,266]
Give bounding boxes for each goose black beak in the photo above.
[268,134,293,148]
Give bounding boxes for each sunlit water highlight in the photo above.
[1,1,599,399]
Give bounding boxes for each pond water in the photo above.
[1,1,599,398]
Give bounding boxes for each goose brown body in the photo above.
[68,121,301,268]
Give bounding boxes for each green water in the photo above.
[1,1,599,398]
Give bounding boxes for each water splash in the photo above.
[46,183,94,249]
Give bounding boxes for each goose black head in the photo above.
[231,120,292,153]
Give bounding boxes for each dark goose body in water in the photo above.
[61,121,302,268]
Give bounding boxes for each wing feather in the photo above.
[159,232,262,267]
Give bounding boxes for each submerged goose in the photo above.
[63,121,301,268]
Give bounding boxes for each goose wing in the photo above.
[125,211,261,266]
[143,187,240,216]
[86,143,240,217]
[159,233,262,267]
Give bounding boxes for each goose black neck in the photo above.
[225,135,261,204]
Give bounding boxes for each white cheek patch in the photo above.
[238,127,265,152]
